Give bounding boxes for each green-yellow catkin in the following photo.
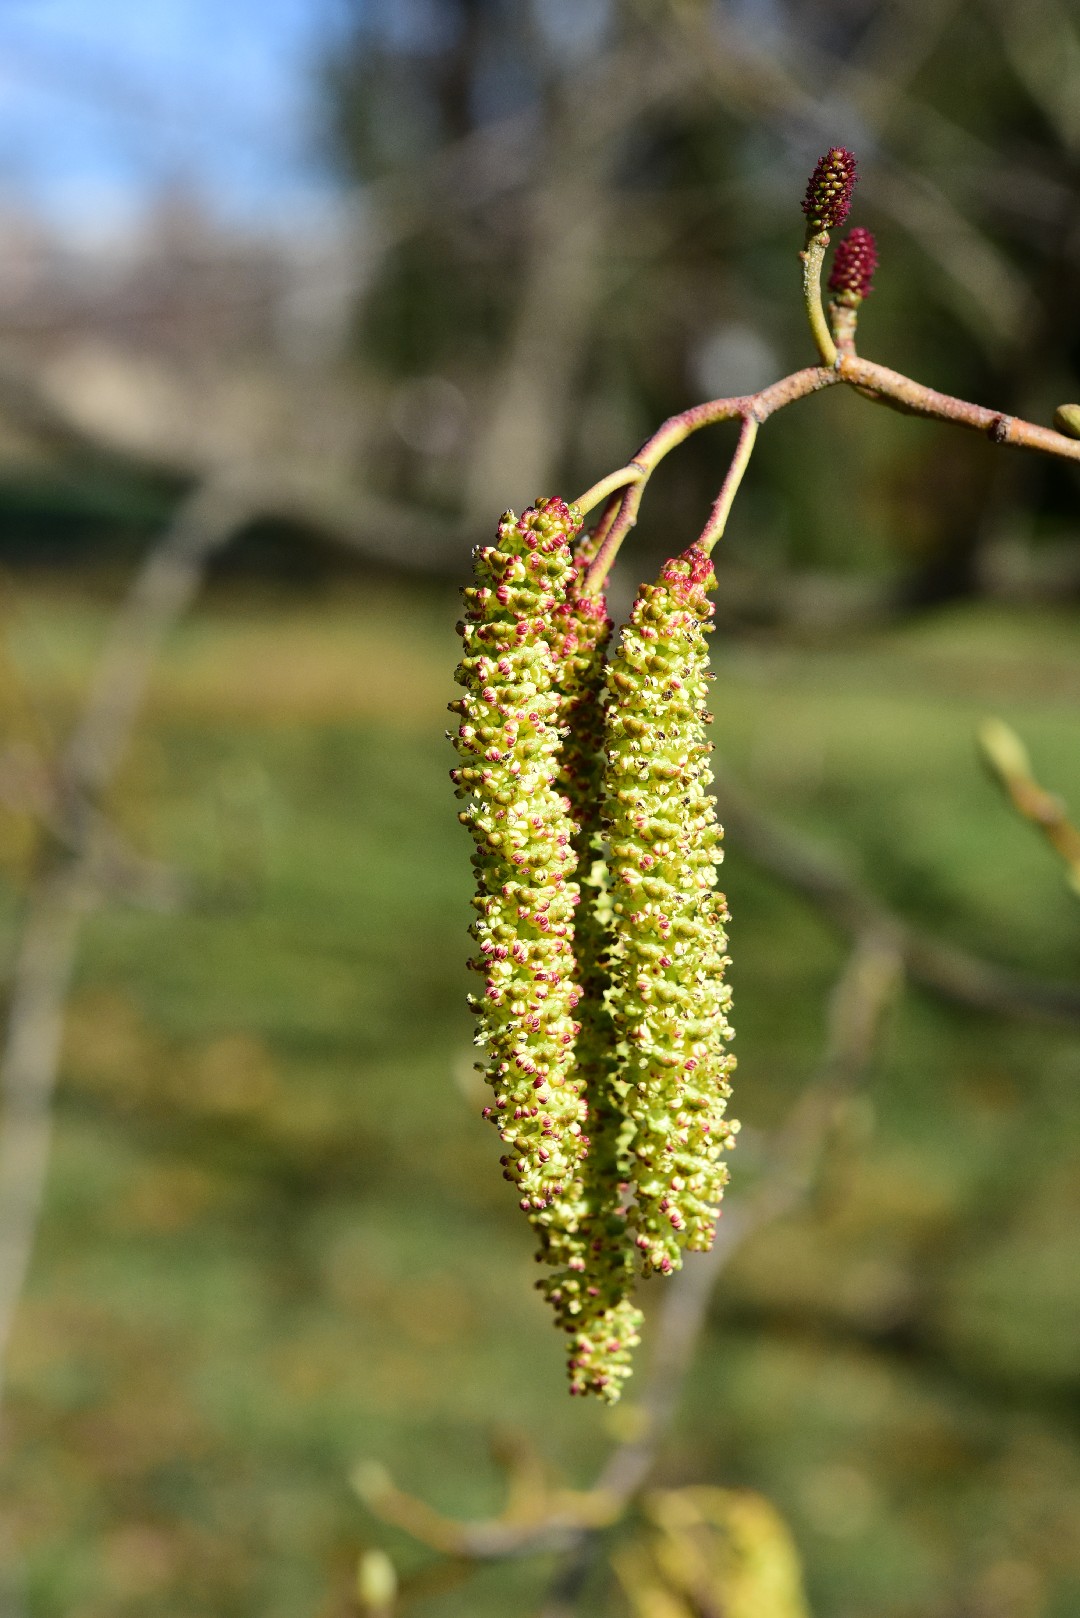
[449,499,590,1230]
[604,545,738,1277]
[541,558,643,1401]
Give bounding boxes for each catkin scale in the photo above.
[603,546,738,1276]
[450,499,589,1222]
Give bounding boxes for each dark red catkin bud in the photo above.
[828,226,878,306]
[802,146,858,233]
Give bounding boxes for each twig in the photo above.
[977,718,1080,894]
[800,232,838,367]
[699,416,758,554]
[0,868,92,1387]
[575,464,645,519]
[577,347,1080,593]
[580,366,838,593]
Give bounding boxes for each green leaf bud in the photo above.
[1053,403,1080,438]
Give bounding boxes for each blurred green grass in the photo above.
[0,576,1078,1617]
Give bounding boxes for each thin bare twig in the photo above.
[978,718,1080,895]
[581,366,839,593]
[578,347,1080,594]
[0,869,91,1386]
[699,416,759,554]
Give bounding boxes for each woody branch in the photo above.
[576,146,1080,594]
[576,352,1080,592]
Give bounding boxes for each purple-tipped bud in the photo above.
[802,146,858,231]
[828,226,877,304]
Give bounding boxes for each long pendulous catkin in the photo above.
[450,501,644,1400]
[541,555,643,1401]
[449,499,589,1232]
[603,545,738,1277]
[451,513,737,1395]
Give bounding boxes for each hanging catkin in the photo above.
[449,499,589,1231]
[540,553,643,1401]
[603,545,738,1276]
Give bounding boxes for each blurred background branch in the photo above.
[979,716,1080,896]
[0,477,251,1404]
[711,759,1080,1025]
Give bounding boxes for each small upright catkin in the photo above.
[541,552,643,1401]
[828,226,878,305]
[604,545,738,1276]
[801,145,858,232]
[449,499,589,1233]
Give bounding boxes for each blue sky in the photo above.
[0,0,345,235]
